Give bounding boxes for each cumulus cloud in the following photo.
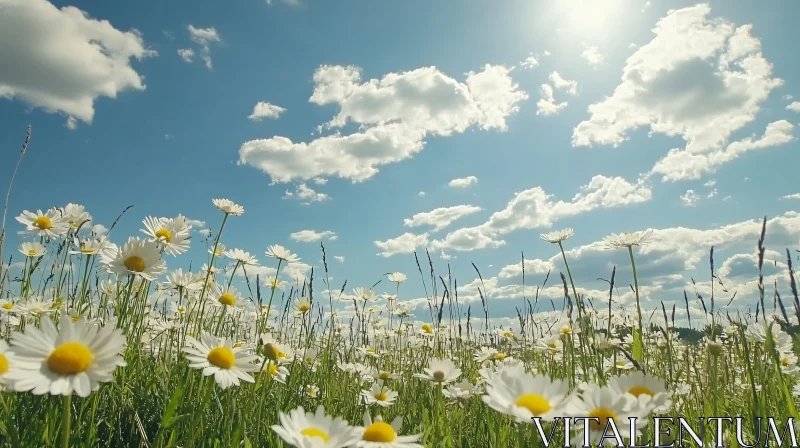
[448,176,478,188]
[403,205,482,231]
[431,175,651,252]
[781,193,800,200]
[680,190,700,207]
[186,25,220,69]
[290,229,337,242]
[0,0,156,125]
[374,232,429,258]
[581,46,603,67]
[549,71,578,95]
[536,84,568,116]
[333,255,345,263]
[651,120,794,181]
[787,102,800,112]
[177,48,194,63]
[283,183,329,204]
[238,64,527,183]
[573,4,782,155]
[418,191,426,197]
[248,101,286,121]
[521,55,539,70]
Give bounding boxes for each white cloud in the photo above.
[448,176,478,188]
[238,64,527,183]
[581,46,603,67]
[290,229,337,243]
[333,255,345,263]
[787,101,800,112]
[642,1,651,12]
[283,262,312,281]
[266,0,302,6]
[91,224,108,236]
[187,25,220,70]
[0,0,156,125]
[573,4,782,154]
[439,250,452,261]
[186,218,206,228]
[431,175,651,252]
[536,84,568,116]
[178,48,194,63]
[680,189,700,207]
[283,183,329,204]
[65,116,77,130]
[521,55,539,70]
[403,205,481,231]
[238,264,277,279]
[498,259,553,279]
[651,120,794,181]
[549,71,577,95]
[706,188,717,199]
[248,101,286,121]
[782,193,800,200]
[312,177,327,185]
[418,191,426,197]
[374,232,429,258]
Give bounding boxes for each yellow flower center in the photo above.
[588,407,618,432]
[616,361,626,367]
[155,228,172,243]
[264,343,280,360]
[782,358,790,367]
[215,249,223,257]
[628,385,654,397]
[32,216,52,230]
[515,394,552,416]
[0,353,8,374]
[71,316,80,323]
[27,249,36,256]
[268,363,278,376]
[379,371,391,380]
[503,331,514,339]
[218,293,236,306]
[2,303,12,310]
[178,306,186,313]
[300,428,330,443]
[421,324,433,334]
[376,392,388,401]
[47,342,94,375]
[124,256,146,273]
[207,347,235,369]
[561,327,572,335]
[433,371,445,382]
[81,247,96,254]
[492,353,506,361]
[362,422,396,442]
[547,342,557,349]
[298,304,310,313]
[233,342,244,348]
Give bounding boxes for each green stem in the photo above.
[628,246,644,362]
[61,394,72,448]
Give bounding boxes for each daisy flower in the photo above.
[211,285,243,310]
[294,297,312,316]
[183,332,259,390]
[540,228,574,243]
[418,323,435,337]
[482,362,572,423]
[262,359,290,383]
[348,413,423,448]
[16,209,69,238]
[266,244,300,263]
[603,230,654,249]
[224,248,258,265]
[361,383,398,407]
[5,316,126,397]
[62,203,92,230]
[212,198,244,216]
[209,243,226,258]
[103,237,167,281]
[266,278,287,290]
[20,298,57,317]
[352,287,375,302]
[568,384,647,446]
[141,216,191,256]
[414,357,461,385]
[19,241,46,258]
[386,272,407,283]
[608,372,673,413]
[0,340,13,388]
[271,405,357,448]
[442,379,483,400]
[69,239,108,256]
[165,268,203,291]
[0,299,17,313]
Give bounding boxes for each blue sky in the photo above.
[1,0,799,328]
